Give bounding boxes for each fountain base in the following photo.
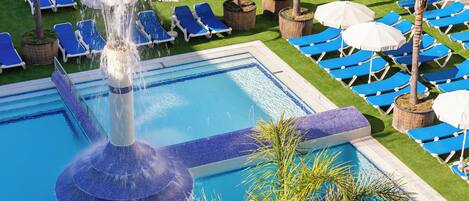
[55,141,193,201]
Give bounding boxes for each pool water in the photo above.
[0,90,88,201]
[193,143,383,200]
[79,53,312,147]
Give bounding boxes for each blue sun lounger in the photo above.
[27,0,54,15]
[428,9,469,34]
[437,78,469,92]
[421,60,469,84]
[392,44,452,67]
[464,42,469,50]
[397,0,441,14]
[407,122,462,143]
[76,20,106,54]
[53,0,77,9]
[351,71,410,97]
[299,36,350,62]
[318,50,372,70]
[424,2,465,21]
[194,3,232,35]
[329,57,390,86]
[138,11,175,44]
[130,22,152,47]
[364,81,427,114]
[288,28,341,48]
[0,33,26,73]
[384,34,435,57]
[172,6,210,42]
[393,19,414,35]
[376,11,402,26]
[450,31,469,42]
[54,23,88,62]
[422,134,469,163]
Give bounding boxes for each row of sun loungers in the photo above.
[287,11,442,115]
[173,3,231,42]
[26,0,76,15]
[397,0,443,14]
[0,33,26,74]
[291,12,414,63]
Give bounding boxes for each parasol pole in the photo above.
[368,51,375,83]
[460,128,467,175]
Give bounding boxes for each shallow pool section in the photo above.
[79,53,312,147]
[193,143,383,200]
[0,88,88,200]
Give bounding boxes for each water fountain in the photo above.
[55,1,193,200]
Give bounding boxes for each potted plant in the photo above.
[262,0,292,16]
[223,0,257,31]
[392,0,435,132]
[278,0,313,39]
[22,0,58,65]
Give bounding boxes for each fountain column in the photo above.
[103,44,136,146]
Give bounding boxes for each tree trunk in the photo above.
[410,0,427,105]
[34,0,45,39]
[292,0,300,18]
[234,0,241,6]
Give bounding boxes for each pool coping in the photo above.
[0,41,444,201]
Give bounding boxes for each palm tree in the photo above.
[34,0,45,39]
[245,115,411,200]
[409,0,428,105]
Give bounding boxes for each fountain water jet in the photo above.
[55,1,193,200]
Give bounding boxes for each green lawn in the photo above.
[1,0,468,200]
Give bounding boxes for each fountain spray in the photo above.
[55,1,193,200]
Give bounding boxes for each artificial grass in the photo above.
[0,0,468,200]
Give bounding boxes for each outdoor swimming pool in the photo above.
[0,52,385,201]
[0,89,88,200]
[193,143,385,200]
[78,53,313,147]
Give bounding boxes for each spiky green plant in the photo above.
[244,114,411,201]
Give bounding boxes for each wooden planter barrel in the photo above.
[279,8,313,39]
[223,2,257,31]
[392,95,435,133]
[262,0,292,16]
[22,40,58,65]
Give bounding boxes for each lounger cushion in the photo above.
[407,122,461,142]
[423,134,469,155]
[288,28,341,47]
[29,0,53,8]
[175,6,208,35]
[384,34,435,57]
[376,11,401,26]
[351,71,410,96]
[318,50,372,70]
[131,23,151,46]
[0,33,23,67]
[428,10,469,28]
[299,36,345,56]
[437,79,469,92]
[421,60,469,83]
[54,23,87,55]
[195,3,230,32]
[450,31,469,42]
[423,2,465,20]
[329,57,388,80]
[397,0,440,8]
[138,11,173,42]
[393,44,450,66]
[55,0,76,6]
[365,82,427,107]
[77,20,106,51]
[393,20,413,34]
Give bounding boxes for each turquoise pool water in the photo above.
[0,90,88,201]
[193,143,384,200]
[79,53,312,147]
